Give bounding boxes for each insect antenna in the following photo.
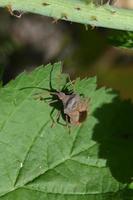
[19,66,58,93]
[19,86,51,92]
[60,75,74,94]
[49,65,55,91]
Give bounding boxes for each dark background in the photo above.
[0,0,133,100]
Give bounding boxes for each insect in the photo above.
[49,91,88,126]
[20,66,89,128]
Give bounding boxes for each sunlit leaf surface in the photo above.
[0,62,133,200]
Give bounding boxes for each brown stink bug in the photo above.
[52,91,88,125]
[20,66,89,128]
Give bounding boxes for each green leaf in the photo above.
[0,62,132,200]
[109,31,133,49]
[0,0,133,31]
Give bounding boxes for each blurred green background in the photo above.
[0,5,133,100]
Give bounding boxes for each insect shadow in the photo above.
[20,66,87,128]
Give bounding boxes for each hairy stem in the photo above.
[0,0,133,31]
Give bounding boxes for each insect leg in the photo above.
[55,112,69,127]
[65,115,71,134]
[56,111,61,124]
[33,90,50,100]
[49,99,58,104]
[34,96,52,101]
[51,110,64,127]
[61,77,75,93]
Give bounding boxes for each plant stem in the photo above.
[1,0,133,31]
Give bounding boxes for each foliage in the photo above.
[109,31,133,49]
[0,62,133,199]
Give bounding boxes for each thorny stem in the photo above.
[0,0,133,31]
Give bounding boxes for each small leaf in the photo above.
[0,62,132,200]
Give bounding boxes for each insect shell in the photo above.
[51,91,88,125]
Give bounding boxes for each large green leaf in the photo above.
[0,62,133,200]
